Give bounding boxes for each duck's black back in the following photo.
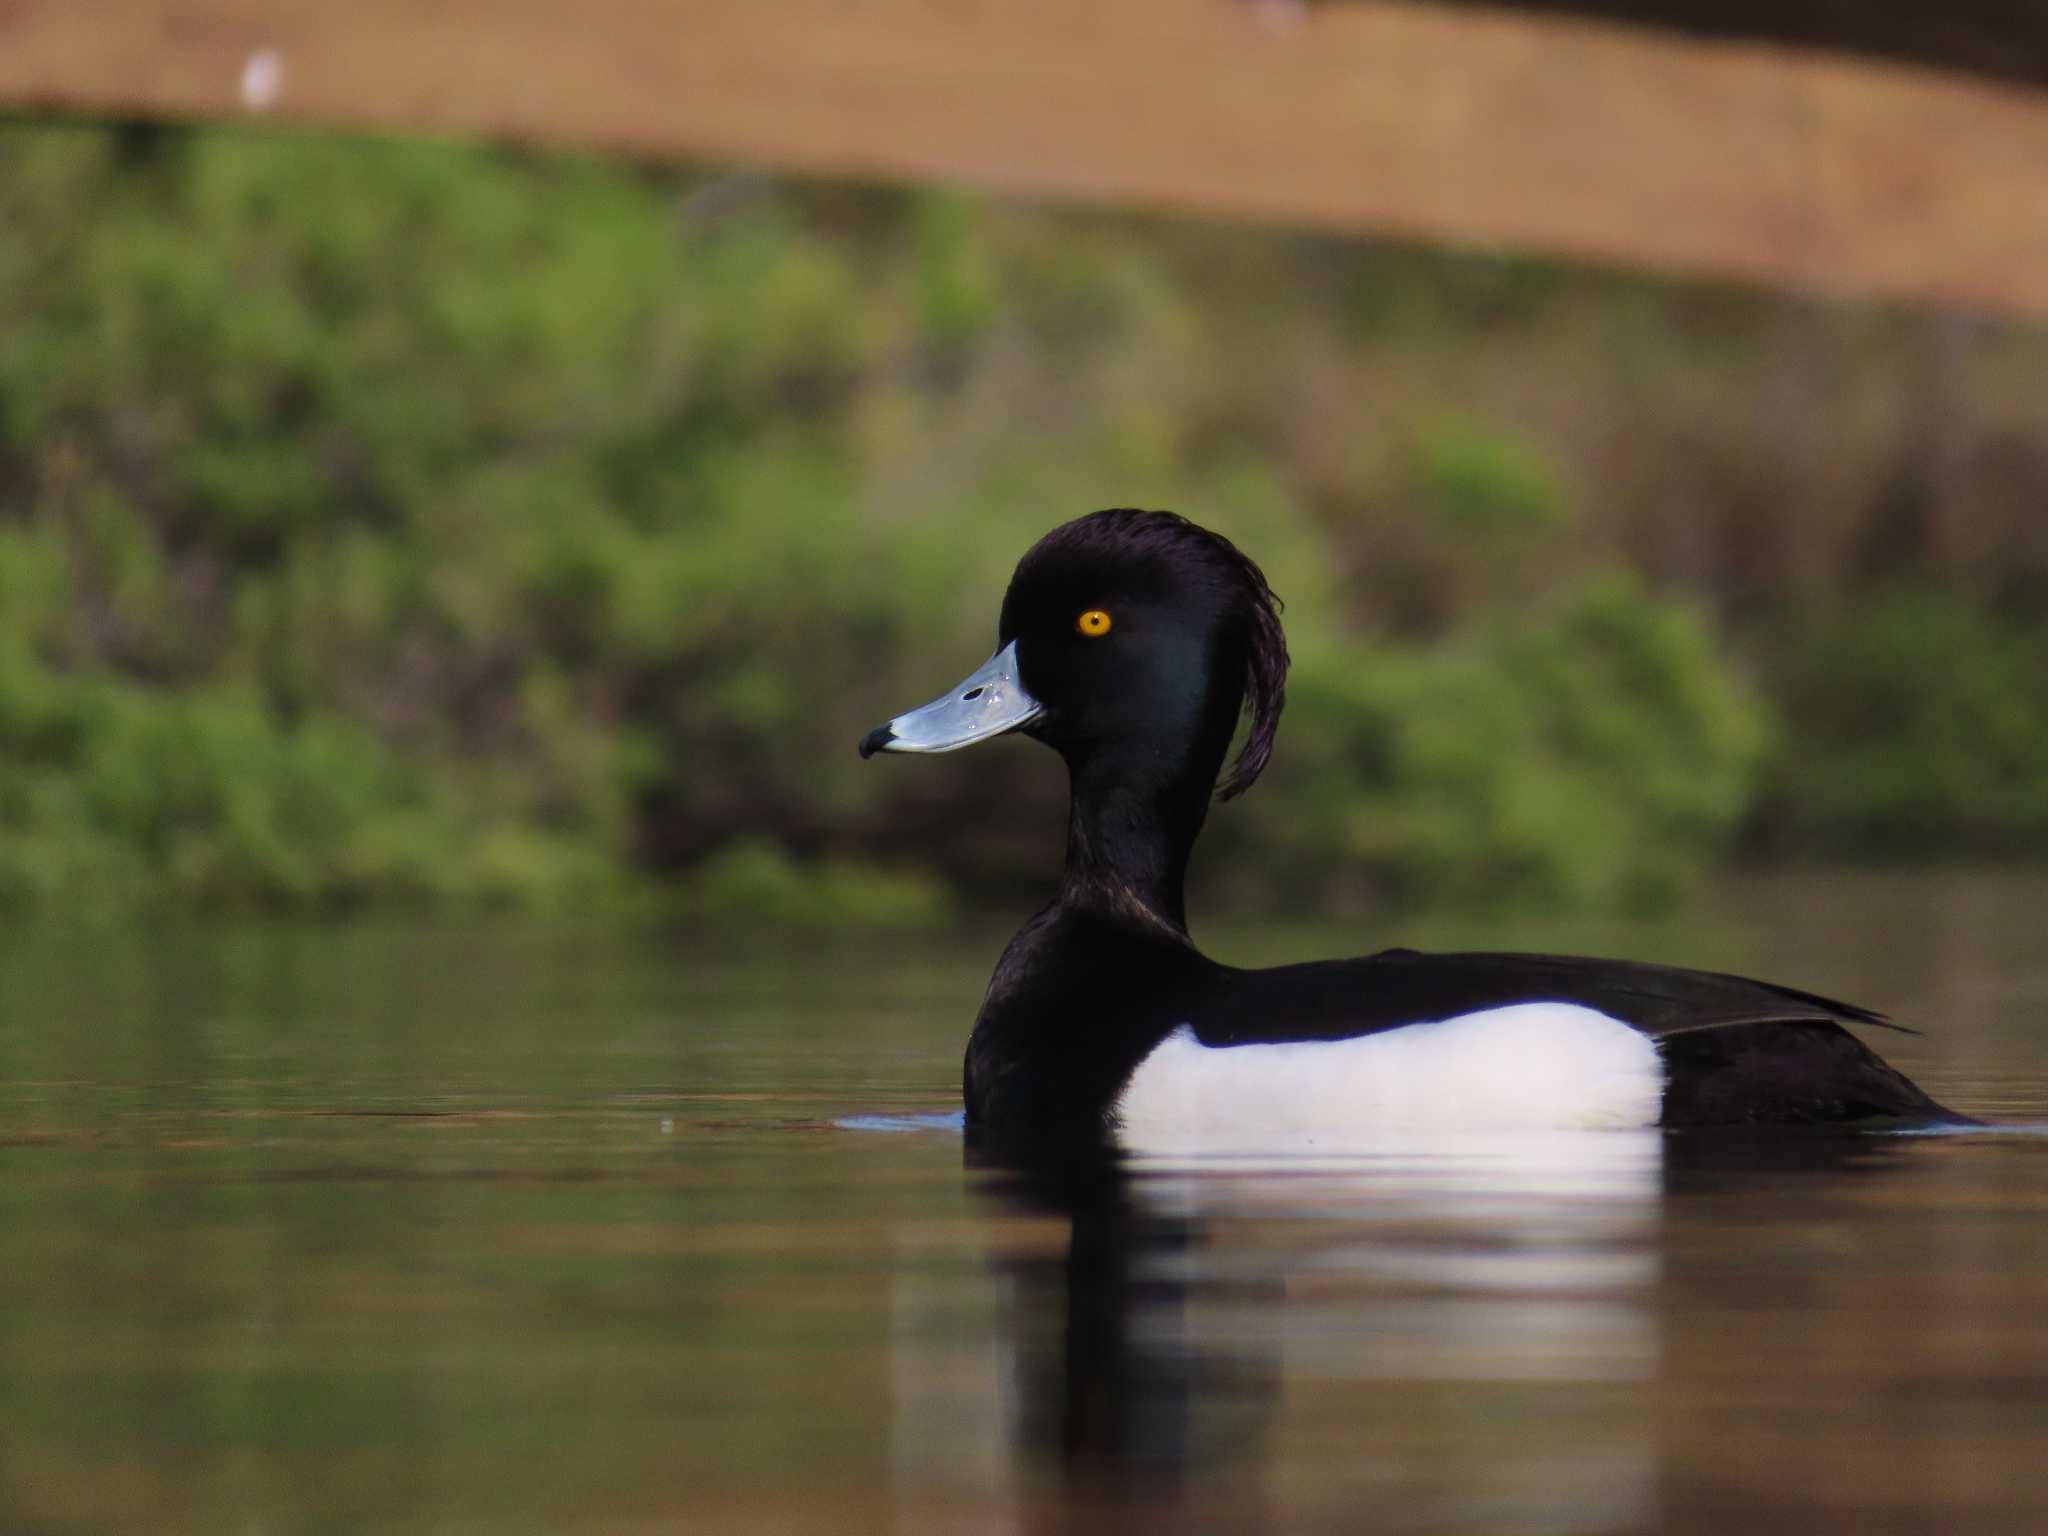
[1181,948,1898,1045]
[1185,947,1954,1129]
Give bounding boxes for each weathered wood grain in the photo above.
[3,0,2046,316]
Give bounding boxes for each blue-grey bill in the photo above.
[860,641,1043,756]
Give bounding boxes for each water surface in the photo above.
[4,873,2047,1533]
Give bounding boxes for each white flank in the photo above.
[1114,1004,1664,1157]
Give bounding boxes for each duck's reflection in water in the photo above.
[936,1128,1936,1533]
[990,1171,1265,1493]
[966,1130,1670,1531]
[882,1128,1930,1530]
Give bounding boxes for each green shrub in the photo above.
[674,840,951,927]
[1413,416,1567,538]
[1218,574,1767,910]
[2,118,2039,917]
[1756,588,2048,857]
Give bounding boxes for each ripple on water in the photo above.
[835,1111,967,1134]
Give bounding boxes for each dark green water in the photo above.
[4,873,2048,1533]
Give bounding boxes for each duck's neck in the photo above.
[1058,746,1217,939]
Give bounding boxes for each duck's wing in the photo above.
[1190,948,1907,1047]
[1181,949,1964,1129]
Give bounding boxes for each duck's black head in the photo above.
[863,507,1288,804]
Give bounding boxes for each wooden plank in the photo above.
[1432,1,2048,96]
[2,0,2046,318]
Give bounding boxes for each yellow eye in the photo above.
[1076,609,1113,637]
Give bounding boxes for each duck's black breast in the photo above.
[964,905,1225,1164]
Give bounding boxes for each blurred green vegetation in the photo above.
[3,120,2047,919]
